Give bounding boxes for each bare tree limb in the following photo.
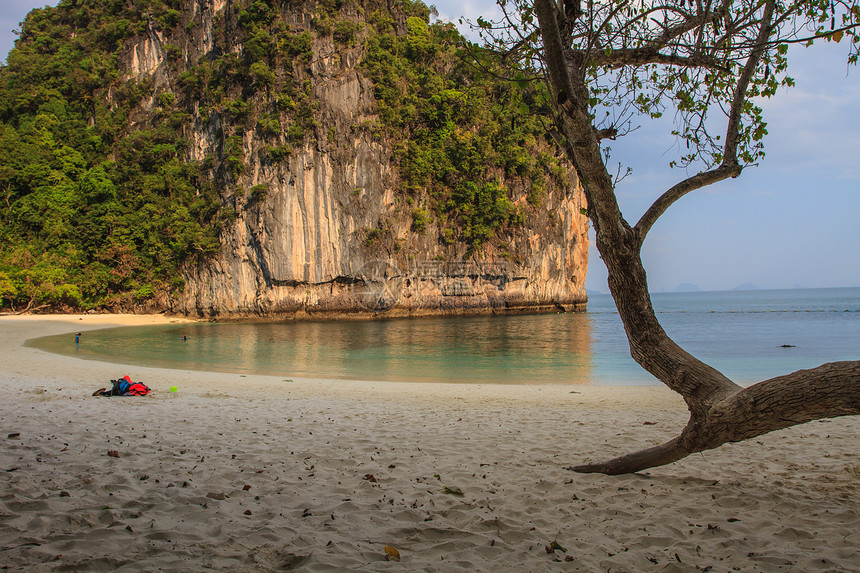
[594,126,618,141]
[565,435,689,475]
[723,0,775,161]
[635,0,776,241]
[570,361,860,474]
[591,47,731,70]
[634,162,741,241]
[535,0,579,107]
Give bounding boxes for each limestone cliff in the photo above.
[125,0,589,318]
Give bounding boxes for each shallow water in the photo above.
[28,287,860,385]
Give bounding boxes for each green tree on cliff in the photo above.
[0,1,222,310]
[0,0,567,310]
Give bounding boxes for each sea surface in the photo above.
[28,287,860,386]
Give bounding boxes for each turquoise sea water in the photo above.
[27,287,860,386]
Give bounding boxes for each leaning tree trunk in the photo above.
[534,0,860,474]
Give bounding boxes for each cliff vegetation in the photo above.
[0,0,577,313]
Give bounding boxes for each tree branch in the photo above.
[651,7,717,45]
[723,0,775,162]
[634,162,741,241]
[707,361,860,441]
[591,47,731,71]
[594,126,618,141]
[634,0,776,242]
[571,361,860,474]
[566,435,690,475]
[535,0,579,108]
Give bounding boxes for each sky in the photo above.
[1,1,858,294]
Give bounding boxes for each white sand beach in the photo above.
[1,314,858,571]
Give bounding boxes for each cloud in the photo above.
[432,0,500,23]
[754,43,860,179]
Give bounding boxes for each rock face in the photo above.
[178,137,588,317]
[135,0,589,318]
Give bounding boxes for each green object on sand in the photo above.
[169,386,178,393]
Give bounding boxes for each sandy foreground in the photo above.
[0,314,857,572]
